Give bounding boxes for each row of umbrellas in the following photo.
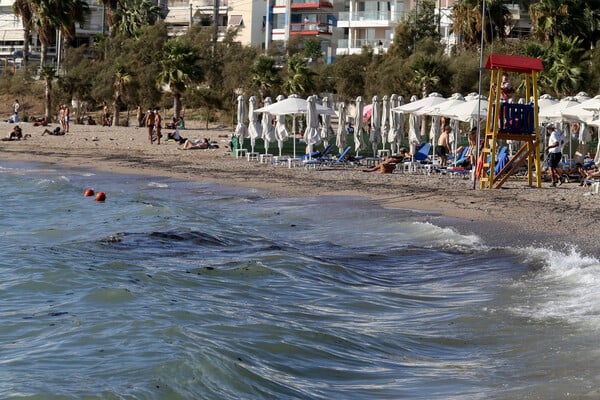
[234,91,600,159]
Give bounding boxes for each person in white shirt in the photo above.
[545,123,564,187]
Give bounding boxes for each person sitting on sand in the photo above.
[1,125,24,141]
[168,128,187,144]
[362,148,410,172]
[86,115,97,125]
[180,138,210,150]
[42,127,66,136]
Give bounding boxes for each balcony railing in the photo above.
[290,22,332,34]
[337,38,390,49]
[338,11,404,23]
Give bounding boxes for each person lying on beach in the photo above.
[362,148,410,172]
[41,127,66,136]
[32,117,49,127]
[179,138,209,150]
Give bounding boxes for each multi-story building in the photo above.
[336,0,405,56]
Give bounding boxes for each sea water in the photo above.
[2,160,600,400]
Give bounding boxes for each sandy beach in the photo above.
[2,120,598,256]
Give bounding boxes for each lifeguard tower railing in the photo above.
[480,54,544,189]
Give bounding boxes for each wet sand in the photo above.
[2,121,598,256]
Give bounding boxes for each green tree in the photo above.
[548,35,589,96]
[250,55,281,99]
[412,55,443,98]
[331,53,370,101]
[452,0,511,48]
[114,0,163,38]
[282,53,315,96]
[156,38,203,119]
[302,37,322,62]
[112,65,132,126]
[13,0,34,65]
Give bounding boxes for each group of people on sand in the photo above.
[1,125,30,141]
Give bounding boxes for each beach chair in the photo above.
[448,146,469,166]
[305,146,352,169]
[402,142,431,173]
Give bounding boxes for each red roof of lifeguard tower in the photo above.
[485,54,544,73]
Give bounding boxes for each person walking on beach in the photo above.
[136,105,143,128]
[146,109,156,144]
[64,104,70,133]
[545,123,564,187]
[154,109,162,145]
[436,125,451,167]
[12,99,20,122]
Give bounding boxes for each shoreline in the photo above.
[2,122,598,256]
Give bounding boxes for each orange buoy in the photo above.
[95,192,106,202]
[84,189,95,197]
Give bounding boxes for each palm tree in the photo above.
[39,65,55,121]
[112,65,132,126]
[452,0,511,47]
[156,38,203,119]
[548,35,588,96]
[58,0,90,59]
[99,0,120,33]
[114,0,163,38]
[529,0,568,42]
[31,0,57,66]
[250,55,281,99]
[13,0,34,65]
[282,54,315,96]
[412,56,441,98]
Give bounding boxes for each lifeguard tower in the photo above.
[480,54,544,189]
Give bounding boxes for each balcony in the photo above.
[337,11,403,27]
[336,39,390,56]
[290,21,332,35]
[273,0,332,8]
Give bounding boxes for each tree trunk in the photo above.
[44,79,52,122]
[40,42,47,67]
[22,28,30,65]
[113,97,120,126]
[174,92,182,120]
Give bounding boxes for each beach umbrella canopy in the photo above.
[234,95,248,146]
[354,96,367,155]
[370,95,382,156]
[274,95,290,157]
[561,95,600,123]
[254,96,336,115]
[441,96,489,122]
[304,95,322,153]
[415,93,465,116]
[261,97,276,154]
[536,94,559,111]
[336,102,347,152]
[538,97,579,123]
[247,95,262,152]
[392,92,446,114]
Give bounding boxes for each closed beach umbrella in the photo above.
[354,96,367,156]
[274,94,289,157]
[336,102,347,152]
[407,96,422,156]
[430,114,441,158]
[381,95,390,150]
[304,95,321,154]
[235,95,248,148]
[370,95,381,157]
[261,97,276,154]
[247,96,262,153]
[321,96,333,147]
[388,94,404,154]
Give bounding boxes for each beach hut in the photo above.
[480,54,544,189]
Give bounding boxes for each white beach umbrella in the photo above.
[304,95,322,154]
[538,97,579,123]
[261,97,276,154]
[336,102,347,152]
[415,93,465,116]
[234,95,248,148]
[247,96,262,153]
[369,96,382,157]
[407,95,422,156]
[254,96,336,115]
[388,94,404,154]
[354,96,367,156]
[274,95,290,157]
[429,115,441,159]
[392,92,446,114]
[561,95,600,123]
[441,96,489,123]
[320,96,333,147]
[381,95,390,150]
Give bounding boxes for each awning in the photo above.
[0,30,24,42]
[228,15,243,26]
